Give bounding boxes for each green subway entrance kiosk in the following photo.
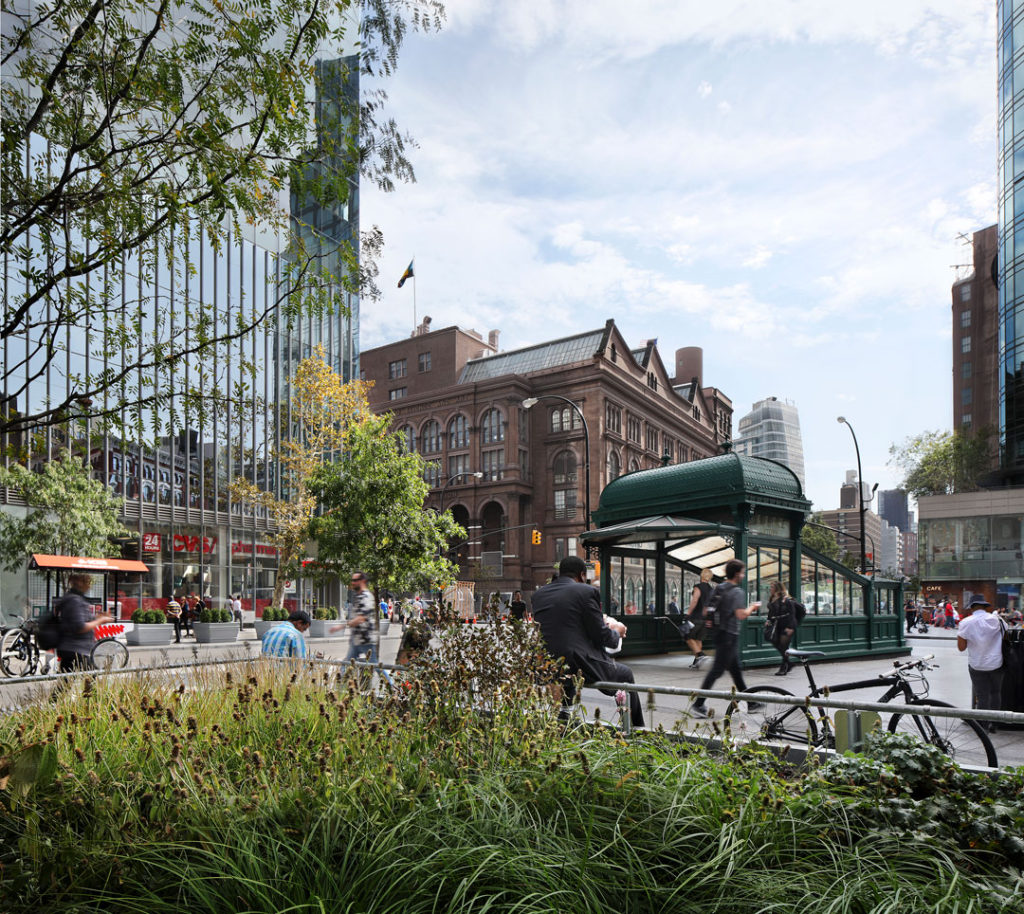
[582,452,908,664]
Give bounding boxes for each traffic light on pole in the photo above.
[531,529,542,546]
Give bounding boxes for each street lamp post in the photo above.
[522,395,591,552]
[438,471,484,515]
[837,416,869,575]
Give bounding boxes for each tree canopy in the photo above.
[1,0,443,441]
[888,427,995,498]
[308,411,463,598]
[0,456,127,570]
[800,516,840,562]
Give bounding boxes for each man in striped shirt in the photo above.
[261,610,311,660]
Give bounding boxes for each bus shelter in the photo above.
[582,452,907,664]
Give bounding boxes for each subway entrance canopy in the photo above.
[582,452,908,663]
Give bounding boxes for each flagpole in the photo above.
[413,263,417,333]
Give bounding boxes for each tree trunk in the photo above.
[271,574,286,611]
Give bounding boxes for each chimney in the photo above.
[488,329,500,350]
[675,346,703,387]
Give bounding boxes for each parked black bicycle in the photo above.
[726,648,997,768]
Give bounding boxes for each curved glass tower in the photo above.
[999,0,1024,482]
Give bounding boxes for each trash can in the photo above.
[1001,627,1024,730]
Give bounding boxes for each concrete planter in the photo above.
[193,622,239,644]
[309,619,338,638]
[255,620,284,640]
[126,624,175,646]
[378,621,390,638]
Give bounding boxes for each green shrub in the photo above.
[313,606,332,620]
[261,607,286,622]
[131,609,146,624]
[198,608,215,624]
[0,622,1017,914]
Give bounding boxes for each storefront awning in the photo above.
[30,554,150,574]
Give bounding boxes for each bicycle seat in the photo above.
[784,649,826,662]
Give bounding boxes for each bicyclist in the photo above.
[690,559,763,718]
[56,573,113,672]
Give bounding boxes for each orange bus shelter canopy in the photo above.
[29,554,149,574]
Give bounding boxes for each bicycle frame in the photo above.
[796,664,918,742]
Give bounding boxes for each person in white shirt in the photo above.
[957,595,1005,732]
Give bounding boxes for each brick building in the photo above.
[951,225,999,468]
[359,318,732,598]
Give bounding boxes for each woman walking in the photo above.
[765,580,798,676]
[684,568,714,668]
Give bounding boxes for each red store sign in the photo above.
[231,541,279,557]
[141,533,161,553]
[172,534,218,554]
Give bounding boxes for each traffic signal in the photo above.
[531,529,542,545]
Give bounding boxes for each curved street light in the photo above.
[523,395,591,553]
[438,470,484,515]
[837,416,871,575]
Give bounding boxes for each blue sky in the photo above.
[359,0,997,511]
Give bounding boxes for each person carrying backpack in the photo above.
[690,559,763,718]
[765,580,800,676]
[55,573,113,672]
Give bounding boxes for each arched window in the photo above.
[421,419,442,454]
[550,405,582,433]
[628,457,640,473]
[553,450,578,520]
[607,449,621,482]
[448,414,468,449]
[399,425,416,453]
[481,408,504,444]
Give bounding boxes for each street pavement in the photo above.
[1,624,1019,767]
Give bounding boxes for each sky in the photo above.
[358,0,998,511]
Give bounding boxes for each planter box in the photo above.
[378,621,390,638]
[255,620,284,640]
[309,619,340,639]
[126,623,175,646]
[193,622,239,644]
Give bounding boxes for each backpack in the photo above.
[36,599,63,650]
[788,598,807,624]
[705,583,727,627]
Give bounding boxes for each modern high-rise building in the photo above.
[732,397,805,488]
[951,225,999,467]
[1,20,360,620]
[999,2,1024,482]
[877,489,910,533]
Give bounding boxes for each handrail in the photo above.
[587,679,1024,726]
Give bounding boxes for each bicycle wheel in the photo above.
[0,628,38,677]
[888,699,997,768]
[725,685,818,745]
[91,637,129,671]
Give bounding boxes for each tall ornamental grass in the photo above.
[0,619,1021,914]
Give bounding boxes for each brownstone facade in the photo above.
[360,319,732,598]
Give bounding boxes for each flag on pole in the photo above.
[398,259,415,288]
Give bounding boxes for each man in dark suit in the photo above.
[532,556,644,727]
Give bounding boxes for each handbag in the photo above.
[763,618,778,642]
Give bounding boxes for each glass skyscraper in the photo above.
[1,32,359,618]
[999,0,1024,482]
[733,397,806,489]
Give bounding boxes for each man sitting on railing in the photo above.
[532,556,643,728]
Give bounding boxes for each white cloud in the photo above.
[363,0,996,508]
